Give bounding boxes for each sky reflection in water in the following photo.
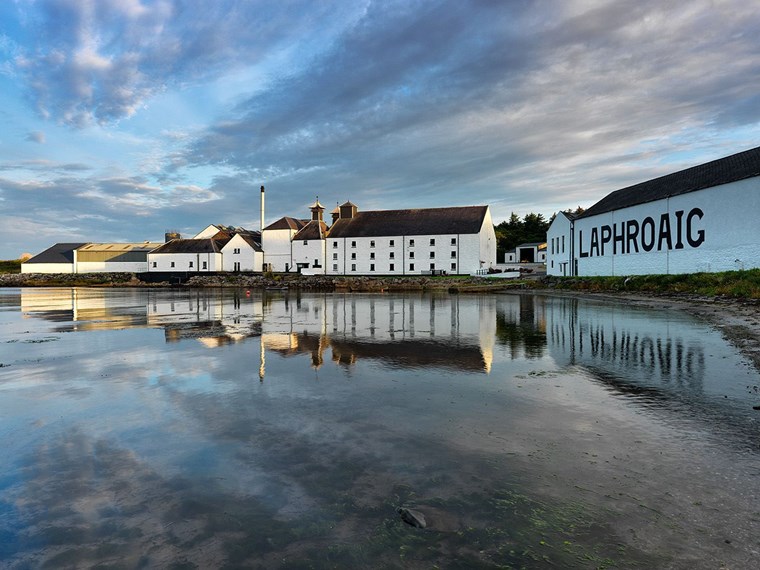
[0,288,759,569]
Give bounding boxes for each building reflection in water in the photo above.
[18,289,553,376]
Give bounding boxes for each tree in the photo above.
[494,212,550,258]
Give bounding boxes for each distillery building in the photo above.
[547,145,760,276]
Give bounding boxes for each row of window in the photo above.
[333,238,457,248]
[334,250,457,260]
[333,263,457,272]
[152,261,207,269]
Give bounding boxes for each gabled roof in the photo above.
[264,216,308,231]
[24,243,88,264]
[327,206,488,238]
[150,237,229,254]
[581,145,760,218]
[293,220,328,241]
[228,233,263,251]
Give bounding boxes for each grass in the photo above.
[0,259,22,274]
[546,268,760,299]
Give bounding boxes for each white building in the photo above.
[261,217,307,272]
[298,201,496,276]
[221,233,263,272]
[21,242,162,274]
[148,233,229,272]
[504,242,547,264]
[547,145,760,276]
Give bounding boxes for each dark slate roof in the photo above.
[24,243,88,264]
[264,217,307,231]
[150,237,229,254]
[237,233,263,251]
[293,220,327,241]
[581,145,760,218]
[327,206,488,238]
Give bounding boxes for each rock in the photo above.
[398,507,426,528]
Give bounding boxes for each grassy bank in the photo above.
[544,269,760,299]
[0,259,21,274]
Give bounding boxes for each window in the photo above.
[451,251,456,258]
[202,261,207,269]
[451,238,456,245]
[170,261,175,268]
[430,263,435,270]
[189,261,194,268]
[351,241,356,248]
[351,263,356,271]
[314,259,320,268]
[389,252,395,259]
[333,264,338,271]
[410,263,415,271]
[562,235,565,252]
[429,251,435,258]
[333,241,338,249]
[234,248,240,254]
[303,240,308,245]
[370,263,375,272]
[351,252,356,260]
[409,251,415,259]
[451,262,456,271]
[389,263,395,271]
[551,239,554,255]
[370,252,375,260]
[152,261,157,268]
[409,239,415,247]
[389,239,395,247]
[430,238,435,246]
[370,240,375,248]
[333,253,338,260]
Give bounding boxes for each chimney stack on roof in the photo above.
[260,185,265,233]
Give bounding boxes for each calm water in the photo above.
[1,288,759,569]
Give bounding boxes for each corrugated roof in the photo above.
[150,237,229,254]
[264,217,308,231]
[24,243,88,264]
[293,220,327,241]
[77,242,163,253]
[327,206,488,238]
[581,145,760,218]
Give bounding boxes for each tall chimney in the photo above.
[260,185,265,233]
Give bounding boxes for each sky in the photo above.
[1,0,760,259]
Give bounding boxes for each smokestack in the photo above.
[260,185,265,233]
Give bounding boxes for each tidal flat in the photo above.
[1,288,759,569]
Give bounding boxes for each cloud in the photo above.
[178,0,760,219]
[10,0,366,126]
[24,131,46,143]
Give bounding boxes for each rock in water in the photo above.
[398,507,426,528]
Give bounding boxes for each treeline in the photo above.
[494,208,584,257]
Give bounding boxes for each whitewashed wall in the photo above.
[148,252,222,272]
[221,235,262,272]
[75,261,149,273]
[292,239,326,274]
[21,263,74,274]
[546,214,573,276]
[261,229,294,272]
[325,233,477,275]
[573,177,760,276]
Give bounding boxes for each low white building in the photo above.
[504,242,547,264]
[21,242,162,274]
[148,233,229,272]
[547,145,760,276]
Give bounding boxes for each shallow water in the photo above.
[0,288,759,568]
